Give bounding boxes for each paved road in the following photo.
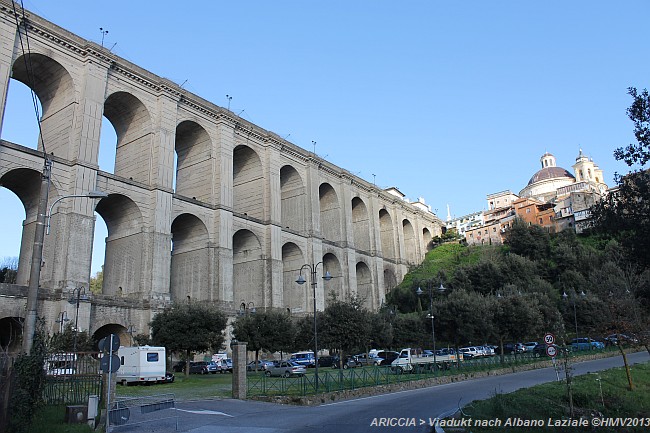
[111,351,649,433]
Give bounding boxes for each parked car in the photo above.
[523,342,539,352]
[532,343,563,358]
[317,356,337,367]
[459,347,481,359]
[353,353,379,366]
[497,343,525,354]
[265,361,306,377]
[206,361,219,374]
[375,351,400,366]
[289,351,315,367]
[247,360,274,371]
[571,338,605,351]
[604,334,638,346]
[218,358,233,373]
[189,361,209,374]
[333,356,360,369]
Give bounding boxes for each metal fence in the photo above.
[43,352,103,405]
[247,350,603,397]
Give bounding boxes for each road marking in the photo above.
[177,409,234,417]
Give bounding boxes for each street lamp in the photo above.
[416,281,446,371]
[562,290,586,340]
[127,325,136,345]
[238,301,257,316]
[46,190,109,234]
[68,286,89,354]
[296,262,332,393]
[56,311,69,333]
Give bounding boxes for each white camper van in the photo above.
[116,346,167,385]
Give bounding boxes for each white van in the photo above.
[116,346,167,385]
[289,351,315,367]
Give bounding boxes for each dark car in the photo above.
[317,355,337,367]
[164,372,175,383]
[532,343,562,358]
[247,360,274,371]
[333,356,360,369]
[604,334,638,346]
[376,351,399,366]
[172,361,185,373]
[496,343,525,354]
[189,361,209,374]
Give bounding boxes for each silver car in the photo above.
[265,361,307,378]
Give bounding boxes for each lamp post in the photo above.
[56,311,69,333]
[46,190,109,235]
[126,325,136,345]
[296,262,332,393]
[68,286,89,355]
[562,290,586,340]
[22,188,107,354]
[416,281,446,371]
[237,301,256,316]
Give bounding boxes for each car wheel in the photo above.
[343,364,349,369]
[265,371,271,377]
[283,371,290,378]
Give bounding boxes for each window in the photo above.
[539,218,543,224]
[147,353,159,362]
[526,208,530,214]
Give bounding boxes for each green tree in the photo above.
[368,308,394,350]
[392,313,428,349]
[150,302,227,375]
[435,289,492,356]
[8,320,47,433]
[0,256,18,284]
[320,299,371,364]
[233,310,296,367]
[591,87,650,269]
[491,291,545,362]
[48,323,95,352]
[504,218,551,261]
[89,266,103,294]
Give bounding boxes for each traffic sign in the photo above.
[544,333,555,345]
[99,334,121,353]
[546,345,558,358]
[100,354,121,373]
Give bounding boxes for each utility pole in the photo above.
[22,157,51,354]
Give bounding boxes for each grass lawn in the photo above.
[452,362,650,432]
[115,372,234,400]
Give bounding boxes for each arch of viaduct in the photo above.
[0,2,443,348]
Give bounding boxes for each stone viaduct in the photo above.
[0,1,443,351]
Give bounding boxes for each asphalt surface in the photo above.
[108,351,649,433]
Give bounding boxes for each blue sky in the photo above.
[1,0,648,275]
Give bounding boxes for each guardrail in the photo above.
[109,394,177,432]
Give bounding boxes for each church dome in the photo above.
[526,167,575,186]
[519,152,577,200]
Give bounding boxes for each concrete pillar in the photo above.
[231,341,247,399]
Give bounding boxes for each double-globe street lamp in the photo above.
[296,262,331,393]
[69,286,89,354]
[416,281,446,370]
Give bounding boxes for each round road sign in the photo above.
[544,333,555,345]
[546,345,558,358]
